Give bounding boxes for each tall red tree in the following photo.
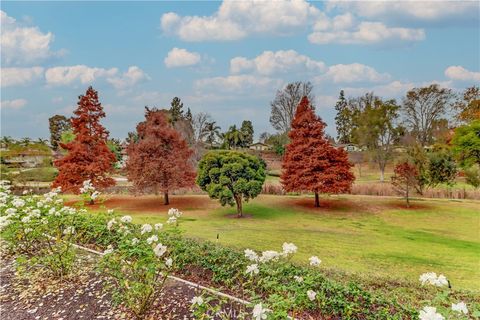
[281,96,355,207]
[53,86,116,193]
[126,108,196,205]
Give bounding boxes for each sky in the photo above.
[1,0,479,141]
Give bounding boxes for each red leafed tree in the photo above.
[126,108,196,205]
[53,86,116,193]
[281,96,355,207]
[391,162,419,208]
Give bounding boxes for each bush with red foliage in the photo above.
[391,162,419,207]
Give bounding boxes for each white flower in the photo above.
[433,274,448,287]
[107,218,116,230]
[419,306,444,320]
[191,296,203,306]
[104,245,114,255]
[24,228,33,234]
[165,258,173,267]
[131,238,139,245]
[12,198,25,208]
[294,275,304,283]
[0,216,11,230]
[120,215,132,223]
[307,290,317,301]
[282,242,297,256]
[91,191,100,200]
[419,272,448,287]
[244,249,258,262]
[167,216,177,225]
[259,250,279,263]
[252,303,268,320]
[451,302,468,314]
[63,226,75,235]
[107,209,114,214]
[22,190,28,195]
[21,216,31,224]
[146,235,158,244]
[154,223,163,230]
[246,264,259,276]
[168,208,182,218]
[153,243,167,257]
[5,208,16,215]
[309,256,321,266]
[141,224,153,234]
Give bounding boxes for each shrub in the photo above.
[0,183,79,277]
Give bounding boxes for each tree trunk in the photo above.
[89,199,94,205]
[380,167,385,182]
[406,185,410,208]
[235,195,243,218]
[314,192,320,207]
[164,192,169,205]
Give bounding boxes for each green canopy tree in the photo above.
[49,115,71,150]
[354,96,402,182]
[196,151,266,217]
[451,120,480,167]
[427,150,457,187]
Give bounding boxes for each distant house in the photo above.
[335,143,361,152]
[249,142,271,151]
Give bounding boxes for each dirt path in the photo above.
[0,253,243,320]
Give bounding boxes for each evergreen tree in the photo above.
[240,120,254,147]
[169,97,184,123]
[334,90,354,144]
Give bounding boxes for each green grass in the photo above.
[95,194,480,292]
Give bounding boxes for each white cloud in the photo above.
[318,63,390,83]
[45,65,118,86]
[107,66,149,89]
[1,67,44,87]
[1,10,63,66]
[445,66,480,82]
[326,1,479,25]
[164,48,201,68]
[230,50,325,75]
[1,98,27,109]
[309,21,425,45]
[342,80,416,98]
[161,0,320,41]
[194,74,282,94]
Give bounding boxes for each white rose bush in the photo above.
[0,181,79,277]
[98,215,174,318]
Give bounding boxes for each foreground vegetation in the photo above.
[4,183,479,318]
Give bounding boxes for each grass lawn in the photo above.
[82,193,480,292]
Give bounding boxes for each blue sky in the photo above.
[1,1,479,140]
